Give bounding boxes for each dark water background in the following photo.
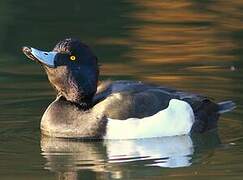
[0,0,243,179]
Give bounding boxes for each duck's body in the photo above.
[41,80,231,139]
[22,38,235,140]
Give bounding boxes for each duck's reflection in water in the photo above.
[41,133,220,179]
[105,136,193,168]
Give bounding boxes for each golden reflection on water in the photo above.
[98,0,243,76]
[97,0,243,104]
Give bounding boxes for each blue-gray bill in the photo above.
[22,46,57,68]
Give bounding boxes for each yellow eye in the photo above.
[70,55,76,61]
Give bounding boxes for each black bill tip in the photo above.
[22,46,38,62]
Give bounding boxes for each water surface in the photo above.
[0,0,243,179]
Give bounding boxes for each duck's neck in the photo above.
[57,95,93,110]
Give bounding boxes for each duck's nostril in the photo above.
[44,52,48,55]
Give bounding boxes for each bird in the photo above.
[22,38,235,140]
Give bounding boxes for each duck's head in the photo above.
[22,38,99,108]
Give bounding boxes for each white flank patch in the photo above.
[104,99,195,139]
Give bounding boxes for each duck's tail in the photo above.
[217,101,236,114]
